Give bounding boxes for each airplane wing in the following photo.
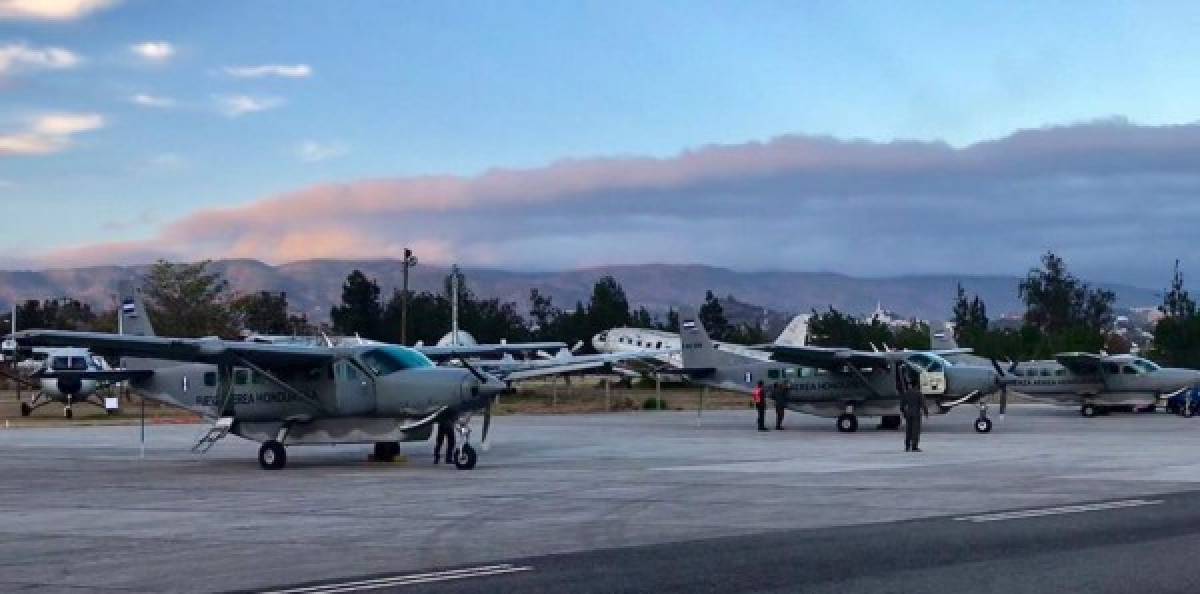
[759,345,973,370]
[418,342,568,361]
[1054,352,1104,374]
[10,330,335,368]
[478,351,671,382]
[33,369,155,381]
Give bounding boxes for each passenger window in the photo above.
[1040,369,1052,377]
[234,369,249,385]
[1122,365,1138,375]
[203,372,216,387]
[656,342,662,349]
[767,369,780,379]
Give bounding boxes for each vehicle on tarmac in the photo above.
[677,307,1004,433]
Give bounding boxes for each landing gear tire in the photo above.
[836,414,859,433]
[258,440,287,470]
[19,402,31,417]
[454,444,478,470]
[373,441,400,462]
[974,417,993,433]
[64,408,73,419]
[1081,403,1098,418]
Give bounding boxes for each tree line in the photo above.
[0,260,769,350]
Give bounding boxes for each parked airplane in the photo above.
[15,347,120,418]
[677,307,1003,432]
[593,313,810,368]
[9,283,513,470]
[933,328,1200,417]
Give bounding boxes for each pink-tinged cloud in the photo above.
[29,118,1200,284]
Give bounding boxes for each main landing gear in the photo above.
[258,441,287,470]
[836,404,859,433]
[373,441,400,462]
[1081,403,1101,418]
[258,425,292,470]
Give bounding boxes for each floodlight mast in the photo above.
[400,248,418,345]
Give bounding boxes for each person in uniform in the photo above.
[901,367,929,452]
[433,411,457,464]
[752,380,767,431]
[774,380,790,430]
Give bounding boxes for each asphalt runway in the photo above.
[0,404,1197,593]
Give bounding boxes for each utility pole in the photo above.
[450,264,461,346]
[400,248,418,345]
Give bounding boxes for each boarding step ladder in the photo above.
[191,417,235,453]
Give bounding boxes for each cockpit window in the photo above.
[1133,358,1161,372]
[360,347,434,376]
[51,356,87,371]
[1122,365,1138,375]
[907,353,949,372]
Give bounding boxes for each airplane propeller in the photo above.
[989,358,1018,416]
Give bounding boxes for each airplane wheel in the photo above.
[454,444,478,470]
[19,402,31,417]
[836,414,858,433]
[373,441,400,462]
[1081,404,1098,418]
[64,408,73,419]
[258,441,287,470]
[974,417,993,433]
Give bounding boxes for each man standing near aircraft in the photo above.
[753,380,767,431]
[901,368,929,452]
[434,411,457,464]
[774,380,790,430]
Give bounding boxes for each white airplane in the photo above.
[593,313,810,369]
[8,347,121,418]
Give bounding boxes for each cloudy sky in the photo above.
[1,0,1198,288]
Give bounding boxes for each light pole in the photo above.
[400,248,418,345]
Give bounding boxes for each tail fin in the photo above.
[774,314,809,346]
[679,306,756,370]
[931,322,957,350]
[117,280,155,337]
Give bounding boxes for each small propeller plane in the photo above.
[933,330,1200,418]
[677,307,1004,432]
[9,347,121,418]
[9,283,514,470]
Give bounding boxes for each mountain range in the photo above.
[0,260,1162,323]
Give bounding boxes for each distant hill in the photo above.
[0,260,1161,323]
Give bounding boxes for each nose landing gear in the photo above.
[974,401,993,433]
[453,416,479,470]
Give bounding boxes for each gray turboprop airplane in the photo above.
[9,284,512,470]
[933,329,1200,417]
[678,307,1003,432]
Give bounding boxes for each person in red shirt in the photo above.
[752,380,767,431]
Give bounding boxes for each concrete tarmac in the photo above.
[0,404,1197,592]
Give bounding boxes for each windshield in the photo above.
[907,352,950,372]
[1133,358,1161,372]
[359,347,434,376]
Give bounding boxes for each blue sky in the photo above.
[2,0,1199,286]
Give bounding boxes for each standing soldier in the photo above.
[752,380,768,432]
[774,380,790,430]
[433,411,457,464]
[901,367,929,452]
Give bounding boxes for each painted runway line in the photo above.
[954,499,1163,523]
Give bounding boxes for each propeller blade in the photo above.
[999,384,1008,417]
[481,401,492,452]
[990,358,1005,376]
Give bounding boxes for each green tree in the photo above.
[587,276,631,332]
[1016,251,1113,355]
[232,291,291,335]
[330,270,383,340]
[143,260,238,338]
[659,307,680,332]
[1152,261,1200,367]
[806,307,892,350]
[698,291,730,340]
